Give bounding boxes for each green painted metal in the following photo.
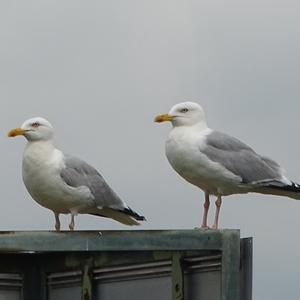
[172,252,184,300]
[0,230,235,252]
[0,230,249,300]
[221,230,240,300]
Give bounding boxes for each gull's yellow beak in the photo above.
[7,128,26,137]
[154,114,174,123]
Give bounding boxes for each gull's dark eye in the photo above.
[31,122,40,128]
[180,108,188,113]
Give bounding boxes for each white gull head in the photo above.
[155,102,207,128]
[8,117,54,142]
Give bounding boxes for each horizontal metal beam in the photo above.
[0,230,239,252]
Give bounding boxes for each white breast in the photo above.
[165,126,242,195]
[22,141,94,213]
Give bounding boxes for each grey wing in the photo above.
[201,131,284,183]
[60,155,126,209]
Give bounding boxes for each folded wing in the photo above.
[60,155,145,225]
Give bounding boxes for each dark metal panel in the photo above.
[0,289,21,300]
[47,270,81,300]
[95,276,172,300]
[185,270,221,300]
[0,273,22,300]
[93,259,172,281]
[240,238,253,300]
[48,285,81,300]
[93,255,172,299]
[172,252,184,300]
[23,259,46,300]
[184,254,222,300]
[0,273,22,288]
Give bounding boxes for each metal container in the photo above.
[0,229,252,300]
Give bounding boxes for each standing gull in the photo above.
[8,117,145,231]
[155,102,300,229]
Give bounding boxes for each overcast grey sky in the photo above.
[1,1,300,299]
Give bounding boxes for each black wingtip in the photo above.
[268,181,300,193]
[120,207,146,222]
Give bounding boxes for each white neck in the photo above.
[25,139,55,151]
[23,140,57,162]
[172,121,208,132]
[23,140,64,172]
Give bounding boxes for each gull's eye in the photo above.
[31,122,40,128]
[180,108,188,113]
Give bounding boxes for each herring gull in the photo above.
[8,117,145,231]
[155,102,300,229]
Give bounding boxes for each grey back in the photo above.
[202,131,283,183]
[60,155,125,209]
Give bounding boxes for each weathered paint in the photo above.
[0,229,233,252]
[0,230,249,300]
[221,230,240,300]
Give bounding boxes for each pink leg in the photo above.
[69,213,75,231]
[211,195,222,229]
[54,213,60,232]
[201,192,210,229]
